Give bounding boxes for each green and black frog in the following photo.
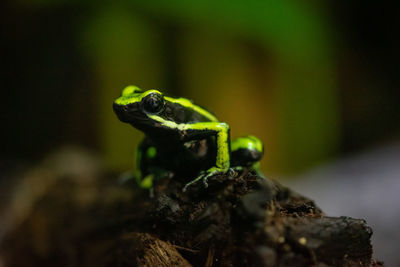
[113,85,264,191]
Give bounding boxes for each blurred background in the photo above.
[1,0,399,265]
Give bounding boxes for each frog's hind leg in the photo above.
[231,136,264,176]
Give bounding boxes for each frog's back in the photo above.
[164,96,218,123]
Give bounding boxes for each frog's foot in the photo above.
[227,167,238,179]
[183,167,227,192]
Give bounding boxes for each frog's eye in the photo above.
[142,93,164,114]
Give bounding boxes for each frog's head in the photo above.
[113,85,165,130]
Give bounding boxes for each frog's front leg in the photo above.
[181,122,231,192]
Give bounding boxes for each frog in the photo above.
[113,85,264,192]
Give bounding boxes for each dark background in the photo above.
[1,1,399,171]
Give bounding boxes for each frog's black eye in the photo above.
[142,93,164,114]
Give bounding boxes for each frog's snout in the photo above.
[113,103,132,122]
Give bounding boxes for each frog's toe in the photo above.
[183,172,212,192]
[182,174,204,192]
[183,180,199,192]
[202,172,214,188]
[203,178,209,188]
[183,168,229,192]
[182,184,190,192]
[182,182,191,192]
[227,168,237,178]
[202,168,228,186]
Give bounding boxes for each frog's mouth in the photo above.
[113,102,149,127]
[113,103,137,123]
